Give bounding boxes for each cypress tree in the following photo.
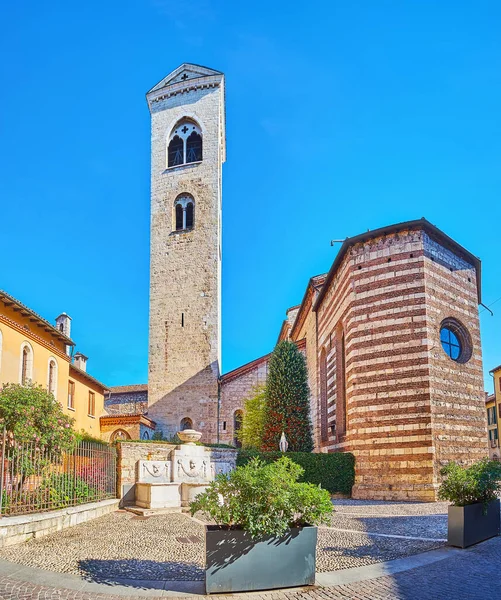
[262,340,313,452]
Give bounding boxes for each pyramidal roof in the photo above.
[147,63,223,96]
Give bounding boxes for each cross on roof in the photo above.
[181,73,189,81]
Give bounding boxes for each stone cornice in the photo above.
[146,74,223,109]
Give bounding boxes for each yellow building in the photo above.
[487,364,501,459]
[0,290,107,438]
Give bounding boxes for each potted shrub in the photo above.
[190,456,332,594]
[438,459,501,548]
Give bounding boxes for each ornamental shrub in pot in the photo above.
[438,459,501,548]
[190,456,332,594]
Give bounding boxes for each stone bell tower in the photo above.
[146,64,225,441]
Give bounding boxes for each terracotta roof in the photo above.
[313,218,482,312]
[0,290,75,346]
[108,384,148,394]
[486,393,496,404]
[69,363,109,392]
[100,413,156,428]
[490,365,501,375]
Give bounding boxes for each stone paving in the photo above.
[0,501,449,580]
[0,536,500,599]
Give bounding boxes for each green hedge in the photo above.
[236,450,355,495]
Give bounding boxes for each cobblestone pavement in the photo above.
[0,501,448,580]
[0,535,500,599]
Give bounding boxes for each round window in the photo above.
[439,318,472,364]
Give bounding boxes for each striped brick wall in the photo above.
[422,233,488,484]
[312,226,487,501]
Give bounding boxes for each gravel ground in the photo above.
[0,501,449,581]
[317,527,444,571]
[332,499,449,516]
[0,511,205,582]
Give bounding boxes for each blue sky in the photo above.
[1,1,500,390]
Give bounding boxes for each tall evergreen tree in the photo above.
[262,341,313,452]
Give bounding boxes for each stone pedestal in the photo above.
[136,482,181,509]
[181,483,209,508]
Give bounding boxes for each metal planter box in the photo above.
[204,525,317,594]
[448,499,500,548]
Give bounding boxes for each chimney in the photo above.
[55,313,72,356]
[74,352,88,372]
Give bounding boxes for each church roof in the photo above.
[108,384,148,394]
[146,63,223,96]
[313,218,482,312]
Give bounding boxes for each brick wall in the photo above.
[312,225,487,501]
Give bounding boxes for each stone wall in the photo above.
[219,356,269,445]
[147,66,224,443]
[117,441,237,506]
[0,499,118,548]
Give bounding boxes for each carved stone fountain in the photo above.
[132,429,233,513]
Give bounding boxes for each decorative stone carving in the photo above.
[138,460,171,484]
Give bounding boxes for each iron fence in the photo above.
[0,430,117,516]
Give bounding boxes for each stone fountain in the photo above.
[132,429,233,514]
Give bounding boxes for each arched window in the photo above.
[167,119,202,168]
[47,358,58,397]
[319,347,328,442]
[111,429,131,442]
[186,131,202,163]
[142,430,150,440]
[174,195,195,231]
[20,342,34,385]
[186,202,194,228]
[175,203,184,230]
[168,135,184,167]
[233,410,243,448]
[180,417,193,431]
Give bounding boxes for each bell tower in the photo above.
[146,64,225,441]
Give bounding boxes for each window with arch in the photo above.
[111,429,131,442]
[47,358,58,397]
[20,342,34,385]
[167,119,202,167]
[180,417,193,431]
[142,430,150,440]
[174,195,195,231]
[319,347,328,442]
[233,410,243,448]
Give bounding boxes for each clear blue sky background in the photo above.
[1,1,500,391]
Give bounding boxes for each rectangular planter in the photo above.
[448,499,500,548]
[204,525,317,594]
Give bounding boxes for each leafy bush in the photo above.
[190,456,333,538]
[238,385,266,449]
[262,341,313,452]
[237,450,355,495]
[438,459,501,510]
[39,473,99,508]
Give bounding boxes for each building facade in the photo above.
[0,290,106,437]
[104,63,490,500]
[487,364,501,458]
[146,64,225,441]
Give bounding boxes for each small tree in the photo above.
[238,385,266,450]
[0,383,76,482]
[262,341,313,452]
